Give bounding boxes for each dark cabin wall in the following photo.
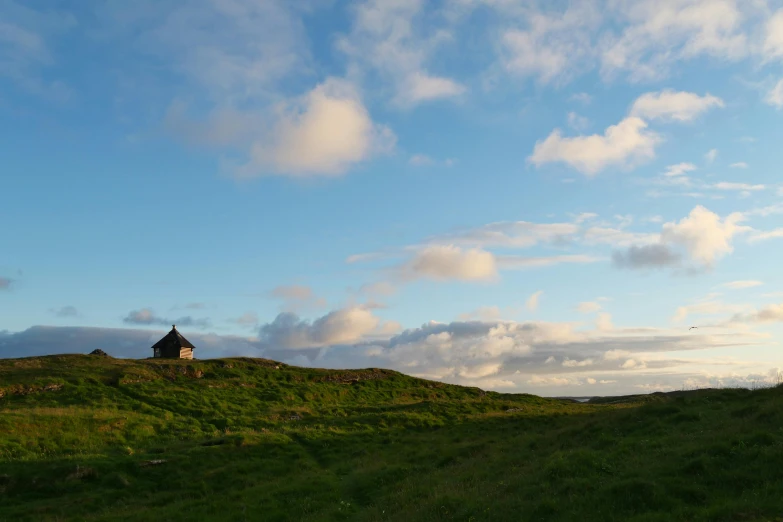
[160,345,183,358]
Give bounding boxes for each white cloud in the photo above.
[729,162,748,169]
[629,90,724,122]
[765,79,783,109]
[526,290,543,311]
[613,205,750,271]
[663,163,697,177]
[721,280,763,289]
[242,78,395,177]
[705,148,718,164]
[660,205,750,266]
[529,116,661,176]
[403,72,466,104]
[577,301,602,313]
[763,9,783,62]
[398,245,498,282]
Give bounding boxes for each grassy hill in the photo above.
[1,354,783,521]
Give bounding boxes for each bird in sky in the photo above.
[689,326,698,330]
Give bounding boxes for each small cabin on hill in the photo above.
[151,325,195,359]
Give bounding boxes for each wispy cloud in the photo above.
[122,308,211,329]
[526,291,543,312]
[49,306,79,317]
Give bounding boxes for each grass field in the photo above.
[1,354,783,521]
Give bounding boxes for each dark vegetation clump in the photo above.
[89,349,110,357]
[1,354,783,521]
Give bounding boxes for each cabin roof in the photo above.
[152,325,195,350]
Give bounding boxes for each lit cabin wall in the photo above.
[179,348,194,360]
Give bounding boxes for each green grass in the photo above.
[1,354,783,521]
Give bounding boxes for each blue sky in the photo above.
[2,0,783,395]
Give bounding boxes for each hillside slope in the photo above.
[1,354,783,521]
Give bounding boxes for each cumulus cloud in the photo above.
[122,308,211,329]
[660,205,750,267]
[526,291,543,311]
[240,78,395,177]
[729,162,749,169]
[0,313,767,395]
[258,307,386,350]
[397,245,498,282]
[629,90,724,122]
[529,116,661,175]
[616,206,750,271]
[705,148,718,164]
